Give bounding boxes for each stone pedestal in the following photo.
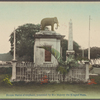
[66,50,75,60]
[34,30,64,66]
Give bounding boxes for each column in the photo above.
[12,28,17,81]
[85,61,89,82]
[11,60,17,81]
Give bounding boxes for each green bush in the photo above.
[2,74,13,86]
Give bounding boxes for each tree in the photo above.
[76,46,100,60]
[9,23,41,62]
[84,47,100,59]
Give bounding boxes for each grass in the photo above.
[0,74,100,99]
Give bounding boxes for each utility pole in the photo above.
[88,15,91,60]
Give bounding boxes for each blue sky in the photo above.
[0,2,100,53]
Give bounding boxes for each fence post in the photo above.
[85,61,89,82]
[11,60,17,81]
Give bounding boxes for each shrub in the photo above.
[2,74,13,86]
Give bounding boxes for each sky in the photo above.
[0,2,100,53]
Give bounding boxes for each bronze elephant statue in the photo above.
[41,17,59,31]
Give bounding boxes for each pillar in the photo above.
[11,28,17,81]
[85,61,89,82]
[11,60,17,81]
[66,19,75,60]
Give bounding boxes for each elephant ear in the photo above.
[54,17,57,22]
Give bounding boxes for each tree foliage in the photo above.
[84,47,100,59]
[90,47,100,59]
[9,23,40,62]
[75,46,100,60]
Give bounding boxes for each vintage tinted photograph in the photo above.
[0,1,100,99]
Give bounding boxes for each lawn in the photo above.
[0,74,100,99]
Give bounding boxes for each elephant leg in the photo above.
[43,26,45,30]
[41,25,45,30]
[51,24,54,31]
[41,24,43,30]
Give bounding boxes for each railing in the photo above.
[16,62,34,67]
[16,64,86,82]
[16,62,57,68]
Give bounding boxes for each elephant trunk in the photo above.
[56,23,59,29]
